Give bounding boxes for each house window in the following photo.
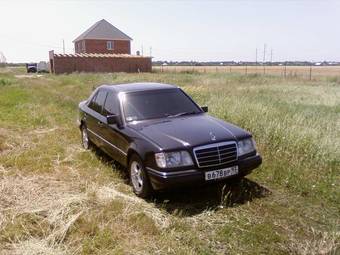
[107,41,114,50]
[82,41,85,51]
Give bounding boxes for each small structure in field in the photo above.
[49,19,151,74]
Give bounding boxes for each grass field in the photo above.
[0,67,339,254]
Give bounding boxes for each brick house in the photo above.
[73,19,132,54]
[49,19,151,74]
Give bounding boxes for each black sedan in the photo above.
[78,83,262,197]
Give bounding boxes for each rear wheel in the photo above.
[81,125,91,150]
[129,155,153,198]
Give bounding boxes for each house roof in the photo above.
[73,19,132,42]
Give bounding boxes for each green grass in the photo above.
[0,67,339,254]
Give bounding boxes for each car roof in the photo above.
[100,82,178,93]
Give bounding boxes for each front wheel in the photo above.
[129,155,153,198]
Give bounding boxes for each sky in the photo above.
[0,0,340,63]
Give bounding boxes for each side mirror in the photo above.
[201,106,208,113]
[107,114,122,128]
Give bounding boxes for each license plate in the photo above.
[205,166,239,181]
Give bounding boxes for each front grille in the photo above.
[193,141,237,168]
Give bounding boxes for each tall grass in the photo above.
[0,69,339,254]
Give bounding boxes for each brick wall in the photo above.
[49,53,151,74]
[74,39,130,54]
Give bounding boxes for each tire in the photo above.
[129,154,153,198]
[81,125,91,150]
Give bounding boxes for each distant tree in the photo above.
[0,51,6,63]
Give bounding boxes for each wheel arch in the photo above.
[127,148,140,166]
[79,119,85,129]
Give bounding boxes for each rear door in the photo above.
[86,89,108,149]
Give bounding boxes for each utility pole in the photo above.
[141,45,144,56]
[262,44,267,74]
[62,39,65,54]
[270,49,273,64]
[263,44,266,63]
[255,48,258,65]
[149,46,152,57]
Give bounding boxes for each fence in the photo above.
[153,65,340,80]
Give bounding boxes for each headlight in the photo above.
[237,138,256,156]
[155,151,193,168]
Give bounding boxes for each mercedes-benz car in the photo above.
[78,83,262,197]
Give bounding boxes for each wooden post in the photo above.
[309,66,312,80]
[245,65,248,75]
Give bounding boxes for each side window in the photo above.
[88,89,108,114]
[103,92,119,116]
[94,90,108,114]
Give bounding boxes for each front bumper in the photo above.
[146,154,262,190]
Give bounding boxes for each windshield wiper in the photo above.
[166,111,198,118]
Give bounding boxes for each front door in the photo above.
[101,92,128,165]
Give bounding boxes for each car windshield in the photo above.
[122,89,202,122]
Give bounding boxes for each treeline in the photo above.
[153,61,340,66]
[0,63,27,67]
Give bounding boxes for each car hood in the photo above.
[128,114,251,150]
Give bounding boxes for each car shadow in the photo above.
[152,178,271,217]
[91,146,130,183]
[90,146,270,217]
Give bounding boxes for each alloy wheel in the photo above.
[130,161,143,192]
